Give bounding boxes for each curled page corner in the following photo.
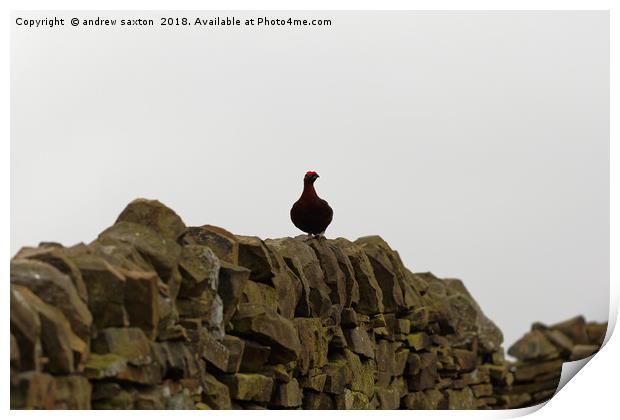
[487,353,600,417]
[533,290,616,410]
[499,314,607,411]
[554,354,596,395]
[602,297,617,348]
[507,402,548,417]
[555,302,613,395]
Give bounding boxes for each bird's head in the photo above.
[304,171,320,183]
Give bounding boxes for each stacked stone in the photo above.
[10,254,92,409]
[11,198,602,410]
[493,316,607,409]
[397,274,507,409]
[10,199,231,409]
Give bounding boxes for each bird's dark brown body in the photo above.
[290,172,333,235]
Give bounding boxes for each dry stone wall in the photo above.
[9,199,607,409]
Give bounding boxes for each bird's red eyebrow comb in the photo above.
[306,171,317,176]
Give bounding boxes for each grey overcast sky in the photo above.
[11,11,609,348]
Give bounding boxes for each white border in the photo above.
[3,1,616,419]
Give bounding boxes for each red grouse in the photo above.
[290,171,333,237]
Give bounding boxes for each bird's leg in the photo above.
[303,233,326,241]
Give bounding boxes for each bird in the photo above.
[290,171,333,238]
